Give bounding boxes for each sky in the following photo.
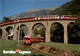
[0,0,71,21]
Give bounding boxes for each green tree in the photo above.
[3,16,11,22]
[68,20,80,44]
[39,27,45,37]
[33,28,39,37]
[63,0,80,15]
[50,23,64,43]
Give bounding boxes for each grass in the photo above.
[0,39,80,56]
[0,39,50,56]
[36,42,80,53]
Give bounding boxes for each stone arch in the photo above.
[50,22,64,43]
[67,22,79,44]
[6,26,14,40]
[17,24,28,40]
[32,23,46,42]
[0,29,2,39]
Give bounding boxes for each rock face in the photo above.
[9,7,59,19]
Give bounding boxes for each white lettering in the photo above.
[3,50,16,54]
[19,50,31,54]
[3,50,31,54]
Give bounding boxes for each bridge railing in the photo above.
[38,15,78,19]
[62,15,78,18]
[39,15,59,18]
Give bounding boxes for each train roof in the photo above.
[24,35,31,38]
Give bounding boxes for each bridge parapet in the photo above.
[0,15,78,27]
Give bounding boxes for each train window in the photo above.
[26,38,30,40]
[24,38,30,40]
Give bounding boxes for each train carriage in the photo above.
[0,15,77,26]
[23,36,44,44]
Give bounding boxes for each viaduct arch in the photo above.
[0,20,75,43]
[32,23,46,41]
[50,22,64,43]
[17,24,28,40]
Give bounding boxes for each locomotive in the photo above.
[0,15,77,26]
[23,36,44,44]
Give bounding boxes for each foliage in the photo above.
[3,16,11,22]
[50,20,80,44]
[33,28,39,37]
[68,20,80,44]
[19,28,26,40]
[38,27,45,37]
[33,27,45,37]
[63,0,80,15]
[50,23,64,43]
[20,28,25,33]
[50,0,80,15]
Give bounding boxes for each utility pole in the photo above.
[13,19,16,40]
[17,20,20,46]
[47,9,49,25]
[21,30,22,39]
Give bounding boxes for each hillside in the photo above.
[63,0,80,15]
[9,7,59,19]
[9,0,80,19]
[50,0,80,15]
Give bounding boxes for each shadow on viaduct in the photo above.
[0,20,75,44]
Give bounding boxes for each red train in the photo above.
[61,15,77,19]
[0,15,77,26]
[23,36,44,44]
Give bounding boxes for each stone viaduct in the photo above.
[0,19,75,44]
